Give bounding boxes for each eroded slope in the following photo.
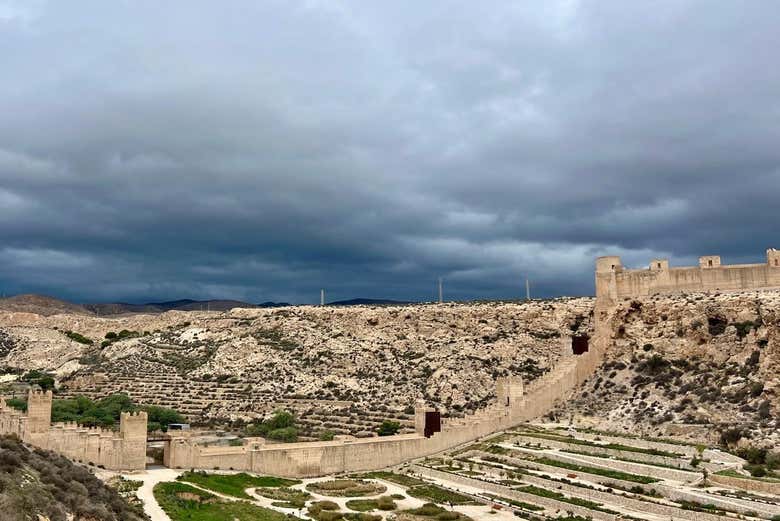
[557,291,780,446]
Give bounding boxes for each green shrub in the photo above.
[177,471,299,499]
[5,398,27,412]
[21,370,56,391]
[63,330,93,345]
[46,393,183,432]
[307,480,386,497]
[408,484,478,505]
[154,481,294,521]
[246,410,298,442]
[377,420,401,436]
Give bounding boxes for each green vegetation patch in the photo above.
[557,448,689,470]
[524,455,659,484]
[253,327,299,351]
[308,500,343,521]
[272,501,304,509]
[716,469,780,483]
[63,330,93,345]
[102,329,142,347]
[155,481,298,521]
[45,393,184,432]
[346,496,397,511]
[400,502,474,521]
[344,514,382,521]
[254,487,311,508]
[351,471,426,487]
[378,419,401,436]
[406,484,480,505]
[21,369,55,391]
[307,479,387,497]
[178,471,300,499]
[518,485,619,514]
[517,431,682,457]
[483,493,544,511]
[246,410,299,442]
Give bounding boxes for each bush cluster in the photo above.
[246,410,298,442]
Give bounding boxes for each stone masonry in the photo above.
[596,248,780,303]
[0,389,147,471]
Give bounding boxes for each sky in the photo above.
[1,1,780,304]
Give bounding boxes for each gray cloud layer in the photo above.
[1,0,780,303]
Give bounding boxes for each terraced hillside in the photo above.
[140,425,780,521]
[557,291,780,447]
[408,425,780,521]
[0,299,594,438]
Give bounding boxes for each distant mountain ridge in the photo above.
[86,299,290,315]
[0,294,289,316]
[0,294,418,316]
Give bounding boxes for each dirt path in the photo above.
[121,466,182,521]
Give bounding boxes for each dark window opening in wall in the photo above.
[572,335,589,355]
[708,260,713,267]
[775,260,778,266]
[611,265,615,270]
[505,396,510,407]
[657,263,662,268]
[424,411,441,438]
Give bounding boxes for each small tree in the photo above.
[377,420,401,437]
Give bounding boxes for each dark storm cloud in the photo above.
[1,0,780,303]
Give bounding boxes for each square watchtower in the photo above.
[27,389,52,434]
[768,249,780,268]
[699,256,721,269]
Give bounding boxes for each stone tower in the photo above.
[496,376,524,408]
[119,411,148,470]
[27,389,52,434]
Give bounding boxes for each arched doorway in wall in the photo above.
[571,335,589,355]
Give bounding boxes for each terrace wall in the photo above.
[709,473,780,496]
[507,446,701,482]
[468,455,780,519]
[410,464,618,521]
[512,434,695,469]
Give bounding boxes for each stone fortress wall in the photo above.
[164,329,608,477]
[0,389,147,471]
[12,252,780,477]
[596,248,780,303]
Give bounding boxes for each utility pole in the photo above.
[320,289,325,306]
[526,278,530,300]
[438,277,443,304]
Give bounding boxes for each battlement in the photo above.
[596,248,780,302]
[120,411,148,439]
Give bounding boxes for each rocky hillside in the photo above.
[0,294,92,316]
[0,435,147,520]
[556,291,780,447]
[0,299,594,436]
